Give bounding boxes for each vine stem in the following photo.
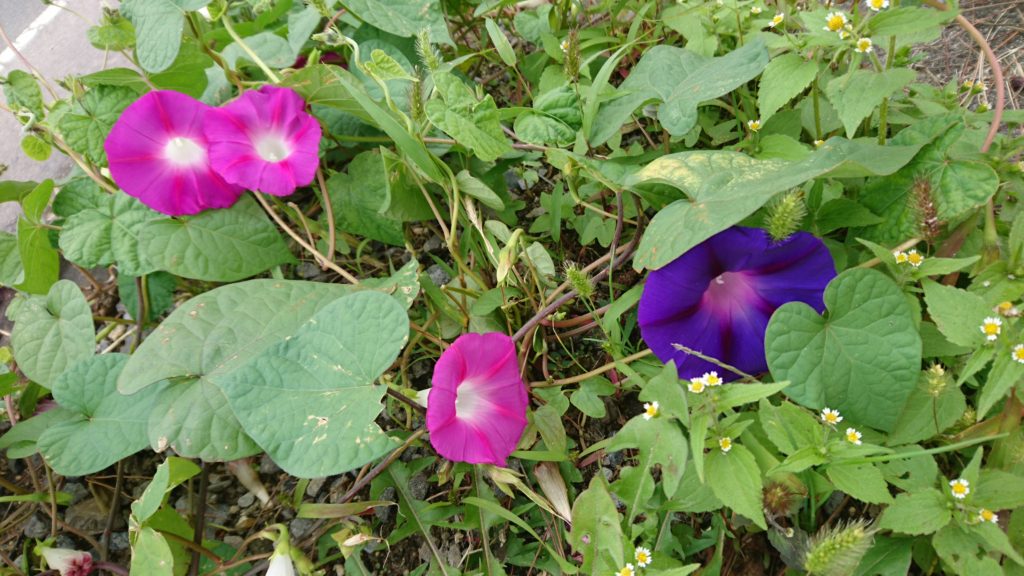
[221,16,281,83]
[315,168,336,265]
[834,433,1008,465]
[251,192,360,284]
[530,348,652,387]
[188,463,210,576]
[337,428,426,503]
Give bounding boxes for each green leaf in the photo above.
[665,464,722,513]
[485,18,516,66]
[38,354,159,476]
[0,232,24,287]
[132,457,201,524]
[877,489,951,535]
[0,408,72,459]
[20,135,52,161]
[456,170,505,210]
[363,49,415,82]
[815,198,883,234]
[568,477,623,574]
[514,85,581,147]
[11,280,94,387]
[3,70,44,118]
[221,292,407,478]
[287,7,321,55]
[714,382,789,411]
[20,178,51,223]
[426,71,511,162]
[921,280,992,348]
[978,349,1024,419]
[138,196,294,281]
[122,0,202,73]
[766,269,921,432]
[607,416,687,519]
[825,68,916,138]
[638,362,687,421]
[853,536,913,576]
[758,399,823,455]
[630,139,919,270]
[758,53,819,122]
[222,31,296,70]
[975,469,1024,511]
[592,40,769,145]
[283,64,374,124]
[867,7,955,38]
[706,444,766,529]
[571,377,615,418]
[533,404,567,454]
[88,14,137,51]
[340,0,453,45]
[131,527,175,575]
[58,85,137,165]
[118,271,177,322]
[827,463,893,504]
[887,374,965,445]
[326,150,405,246]
[59,194,162,276]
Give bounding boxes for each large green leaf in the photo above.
[38,354,159,476]
[282,64,374,124]
[131,527,174,576]
[568,477,623,574]
[137,196,294,282]
[426,71,511,162]
[326,150,405,246]
[877,489,951,535]
[607,416,687,521]
[340,0,453,45]
[758,53,819,122]
[16,181,59,295]
[827,463,893,504]
[0,232,24,287]
[765,269,921,432]
[592,40,768,146]
[221,291,408,477]
[853,537,913,576]
[705,444,766,529]
[887,373,966,445]
[514,85,582,147]
[57,85,137,166]
[59,194,163,276]
[629,139,920,270]
[825,68,916,138]
[11,280,94,387]
[921,280,992,348]
[122,0,210,73]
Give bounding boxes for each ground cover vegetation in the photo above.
[1,0,1023,574]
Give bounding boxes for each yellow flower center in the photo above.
[826,14,845,31]
[983,323,1000,336]
[645,404,658,418]
[689,379,706,394]
[952,483,967,495]
[1013,346,1024,363]
[637,552,648,563]
[618,567,634,576]
[706,373,722,386]
[870,0,883,7]
[907,251,923,266]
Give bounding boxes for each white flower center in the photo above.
[163,137,205,167]
[454,380,486,421]
[255,134,292,163]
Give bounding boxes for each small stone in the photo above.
[259,455,280,475]
[54,535,76,550]
[422,236,442,253]
[408,474,428,501]
[109,532,130,552]
[305,477,327,498]
[289,518,316,540]
[22,514,48,539]
[223,535,244,549]
[375,488,396,523]
[426,264,450,287]
[237,493,256,508]
[62,482,89,505]
[296,262,321,279]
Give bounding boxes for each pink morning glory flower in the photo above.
[39,547,93,576]
[426,333,529,466]
[104,90,244,216]
[204,86,322,196]
[638,226,835,381]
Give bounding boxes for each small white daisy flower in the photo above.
[893,250,908,264]
[617,564,636,576]
[634,547,652,568]
[981,317,1002,341]
[747,119,761,132]
[813,139,825,147]
[643,401,660,420]
[906,249,923,267]
[750,6,763,14]
[978,508,998,524]
[1012,344,1024,364]
[688,377,707,394]
[865,0,889,10]
[719,437,733,452]
[704,371,723,387]
[855,38,874,53]
[823,12,848,32]
[560,39,570,53]
[845,427,862,445]
[950,478,970,499]
[838,30,851,40]
[768,13,784,28]
[821,407,843,425]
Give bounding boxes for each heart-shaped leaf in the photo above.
[59,193,163,276]
[221,291,408,477]
[38,354,160,476]
[765,269,921,431]
[11,280,94,387]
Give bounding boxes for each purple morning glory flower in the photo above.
[204,86,322,196]
[638,226,836,381]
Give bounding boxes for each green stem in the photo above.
[474,466,496,575]
[221,16,281,83]
[811,77,822,140]
[835,433,1008,465]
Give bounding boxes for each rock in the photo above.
[426,264,450,287]
[237,493,256,508]
[289,518,316,540]
[374,488,396,523]
[109,532,130,552]
[22,514,48,539]
[422,236,442,253]
[62,482,89,505]
[296,261,322,279]
[259,455,280,475]
[408,474,428,501]
[305,477,327,498]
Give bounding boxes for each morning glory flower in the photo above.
[104,90,244,215]
[638,226,835,381]
[39,547,93,576]
[266,550,296,576]
[426,333,529,466]
[205,86,322,197]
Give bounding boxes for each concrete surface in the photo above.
[1,0,132,233]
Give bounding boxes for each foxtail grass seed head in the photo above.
[910,178,941,242]
[765,191,807,242]
[926,364,948,396]
[563,29,581,82]
[416,30,441,71]
[564,261,595,300]
[804,521,875,576]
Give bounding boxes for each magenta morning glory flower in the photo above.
[638,226,836,381]
[104,90,244,216]
[426,333,529,466]
[204,86,322,196]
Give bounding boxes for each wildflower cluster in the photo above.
[893,249,924,267]
[687,371,723,394]
[617,546,654,575]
